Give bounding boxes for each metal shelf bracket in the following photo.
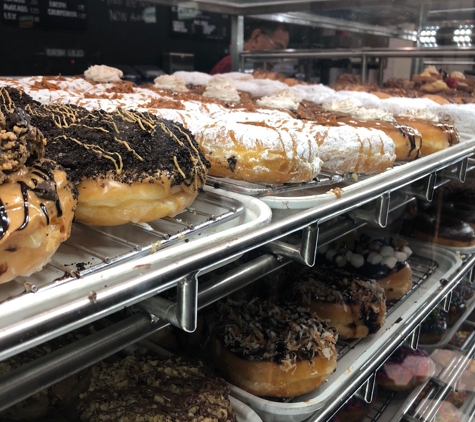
[439,157,469,183]
[136,273,198,332]
[263,223,319,266]
[405,325,421,350]
[349,191,390,228]
[401,172,437,202]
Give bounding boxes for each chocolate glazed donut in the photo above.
[292,267,387,339]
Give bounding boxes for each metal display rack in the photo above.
[0,139,474,416]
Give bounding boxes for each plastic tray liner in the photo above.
[0,186,272,302]
[229,240,462,422]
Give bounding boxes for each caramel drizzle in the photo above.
[55,135,124,175]
[0,88,15,113]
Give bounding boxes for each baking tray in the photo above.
[228,240,462,422]
[222,139,475,216]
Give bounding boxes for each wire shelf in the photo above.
[9,191,245,295]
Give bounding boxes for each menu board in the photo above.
[170,6,229,41]
[2,0,87,28]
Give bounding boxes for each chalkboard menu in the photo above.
[170,6,229,41]
[2,0,87,28]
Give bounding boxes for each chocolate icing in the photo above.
[414,213,475,243]
[293,268,386,334]
[0,86,210,188]
[213,298,337,365]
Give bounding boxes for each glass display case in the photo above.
[1,1,475,421]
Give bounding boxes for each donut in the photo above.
[1,86,209,226]
[450,330,471,348]
[335,387,377,422]
[194,118,322,183]
[292,267,386,339]
[419,308,447,344]
[308,101,420,162]
[434,401,464,422]
[0,107,77,285]
[211,298,338,397]
[395,115,459,156]
[319,233,413,301]
[446,289,466,327]
[376,346,432,392]
[77,352,236,422]
[410,213,475,247]
[446,389,467,408]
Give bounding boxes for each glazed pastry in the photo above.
[291,267,386,339]
[211,298,338,398]
[395,109,459,156]
[419,308,447,344]
[77,352,236,422]
[376,346,432,392]
[435,401,464,422]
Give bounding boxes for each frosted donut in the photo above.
[0,107,77,285]
[376,346,432,391]
[0,99,207,227]
[292,268,386,339]
[411,213,475,247]
[211,111,395,176]
[211,298,338,398]
[419,308,447,344]
[295,102,413,163]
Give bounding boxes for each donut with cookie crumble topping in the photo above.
[0,86,209,226]
[210,298,338,398]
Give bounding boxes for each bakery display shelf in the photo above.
[228,241,463,422]
[395,343,475,422]
[0,187,272,363]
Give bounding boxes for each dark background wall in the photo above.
[0,0,231,76]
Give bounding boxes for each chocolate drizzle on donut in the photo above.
[17,181,30,231]
[0,200,9,239]
[213,298,337,369]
